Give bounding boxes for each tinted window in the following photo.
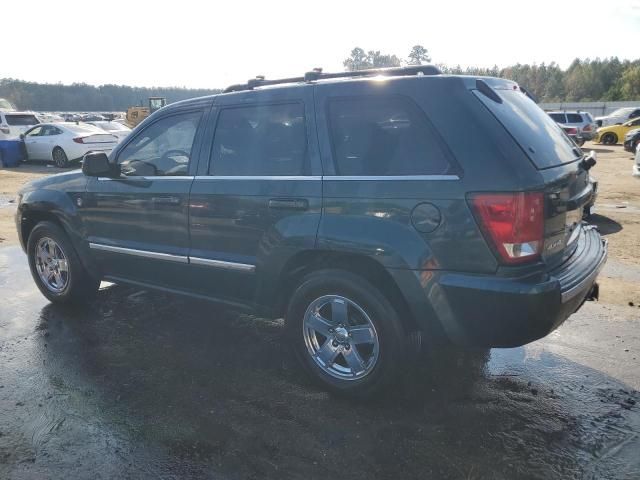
[566,113,583,123]
[210,103,308,176]
[549,113,566,123]
[5,114,39,126]
[117,111,201,177]
[474,89,580,169]
[327,96,453,176]
[631,110,640,119]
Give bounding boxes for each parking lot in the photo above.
[1,145,639,479]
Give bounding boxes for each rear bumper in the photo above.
[401,226,607,348]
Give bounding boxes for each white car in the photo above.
[596,107,640,127]
[86,120,132,143]
[0,111,40,140]
[634,144,640,177]
[22,123,118,168]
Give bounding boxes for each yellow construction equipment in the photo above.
[125,96,167,128]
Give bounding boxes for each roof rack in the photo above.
[223,65,442,93]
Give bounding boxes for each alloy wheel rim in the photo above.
[302,295,379,380]
[35,237,69,293]
[54,150,66,167]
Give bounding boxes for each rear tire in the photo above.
[52,147,68,168]
[285,269,406,398]
[601,133,617,145]
[27,221,99,304]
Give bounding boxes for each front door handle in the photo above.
[268,198,309,211]
[152,196,181,205]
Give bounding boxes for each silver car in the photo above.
[548,111,598,141]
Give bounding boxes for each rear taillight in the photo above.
[564,127,578,135]
[469,192,544,265]
[73,137,85,144]
[583,124,592,132]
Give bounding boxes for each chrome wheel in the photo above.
[34,236,69,293]
[302,295,379,380]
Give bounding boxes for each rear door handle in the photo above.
[152,196,181,205]
[268,198,309,211]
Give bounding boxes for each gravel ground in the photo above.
[0,145,639,479]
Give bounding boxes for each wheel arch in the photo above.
[267,250,420,334]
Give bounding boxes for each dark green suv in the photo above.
[16,66,607,397]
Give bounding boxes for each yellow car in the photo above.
[595,117,640,145]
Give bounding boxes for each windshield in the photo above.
[5,114,39,126]
[474,89,580,169]
[609,107,634,117]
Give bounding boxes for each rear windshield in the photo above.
[98,122,129,131]
[65,124,104,134]
[566,113,583,123]
[5,114,39,126]
[474,89,580,169]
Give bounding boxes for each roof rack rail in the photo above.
[223,65,442,93]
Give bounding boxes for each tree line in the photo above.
[2,46,639,111]
[0,79,221,112]
[344,46,640,102]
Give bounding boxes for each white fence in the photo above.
[539,101,640,117]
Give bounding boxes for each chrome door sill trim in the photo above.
[88,243,189,263]
[189,256,256,272]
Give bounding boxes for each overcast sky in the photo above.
[3,0,639,89]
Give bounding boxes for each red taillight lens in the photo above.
[72,137,84,144]
[469,192,544,265]
[583,124,592,132]
[565,127,578,135]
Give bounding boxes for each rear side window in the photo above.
[327,96,454,176]
[5,114,39,126]
[566,113,583,123]
[210,103,308,176]
[474,89,580,169]
[549,113,566,123]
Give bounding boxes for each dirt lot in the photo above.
[1,145,638,305]
[1,147,639,479]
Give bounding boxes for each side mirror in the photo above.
[19,133,25,140]
[82,152,118,177]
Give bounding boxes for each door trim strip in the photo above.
[88,242,256,272]
[189,256,256,272]
[88,243,189,263]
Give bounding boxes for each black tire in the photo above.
[601,133,617,145]
[285,269,406,398]
[27,221,99,304]
[52,147,69,168]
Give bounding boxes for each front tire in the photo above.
[52,147,69,168]
[601,133,617,145]
[27,221,99,304]
[285,269,406,398]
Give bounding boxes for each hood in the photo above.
[19,170,85,195]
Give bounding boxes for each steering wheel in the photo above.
[160,149,190,163]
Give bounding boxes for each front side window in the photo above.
[26,126,43,137]
[210,103,308,176]
[117,111,201,177]
[327,95,454,176]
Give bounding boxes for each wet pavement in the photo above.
[1,245,639,480]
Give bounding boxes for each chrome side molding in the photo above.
[89,242,255,272]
